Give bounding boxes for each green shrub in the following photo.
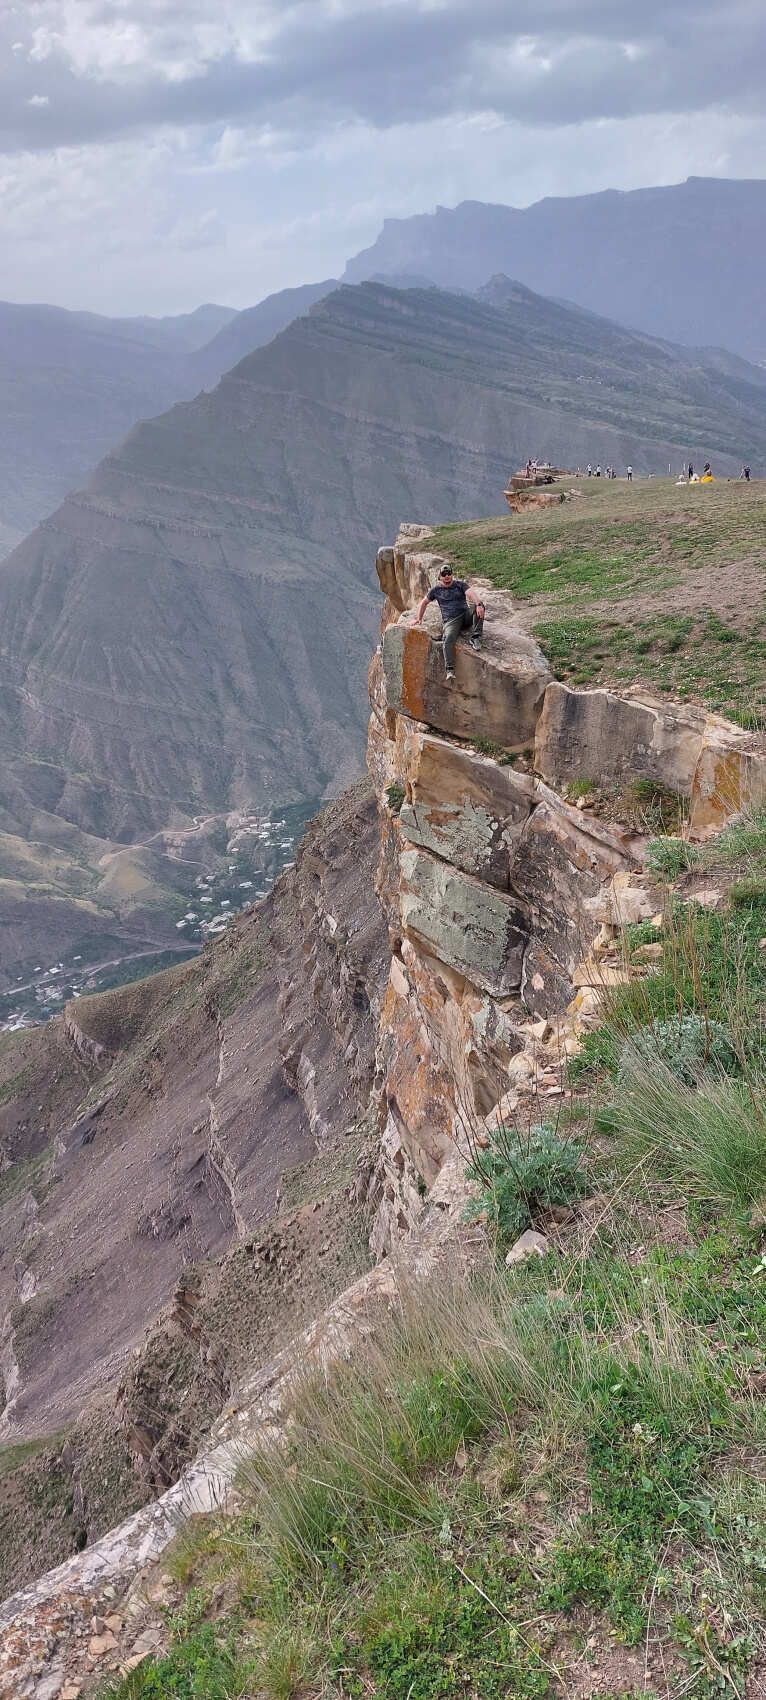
[646,837,698,878]
[626,779,686,834]
[704,812,766,874]
[618,1013,739,1086]
[386,781,406,814]
[730,875,766,908]
[567,1027,620,1081]
[467,1122,589,1244]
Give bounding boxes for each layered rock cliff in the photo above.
[365,527,766,1251]
[2,527,766,1695]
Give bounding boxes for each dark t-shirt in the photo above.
[426,578,469,621]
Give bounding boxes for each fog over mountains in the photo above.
[5,175,766,565]
[0,300,235,558]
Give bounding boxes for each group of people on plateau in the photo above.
[414,563,486,682]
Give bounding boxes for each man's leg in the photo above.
[442,615,462,673]
[468,607,484,649]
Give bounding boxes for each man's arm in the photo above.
[466,586,487,615]
[414,593,431,624]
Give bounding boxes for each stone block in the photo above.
[376,545,441,612]
[689,721,766,838]
[505,1228,549,1266]
[398,732,535,887]
[511,790,637,1013]
[535,682,705,795]
[400,847,527,996]
[587,870,665,927]
[382,615,551,750]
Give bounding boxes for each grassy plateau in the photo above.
[430,478,766,725]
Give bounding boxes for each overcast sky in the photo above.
[2,0,766,316]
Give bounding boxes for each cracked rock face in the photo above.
[382,614,551,749]
[398,727,535,888]
[400,847,528,997]
[367,529,766,1245]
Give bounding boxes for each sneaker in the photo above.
[445,669,456,682]
[469,637,482,652]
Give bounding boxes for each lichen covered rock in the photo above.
[400,846,527,996]
[398,731,534,888]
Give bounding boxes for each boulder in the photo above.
[382,615,551,749]
[587,870,666,927]
[376,545,441,613]
[535,683,705,795]
[400,847,527,996]
[505,1228,549,1266]
[398,732,535,888]
[689,720,766,838]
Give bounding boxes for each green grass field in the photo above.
[430,479,766,723]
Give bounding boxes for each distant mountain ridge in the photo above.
[190,279,337,388]
[0,284,355,560]
[345,177,766,361]
[2,273,766,974]
[0,298,233,559]
[2,274,765,830]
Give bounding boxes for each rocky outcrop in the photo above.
[382,615,550,748]
[0,1160,482,1699]
[365,528,766,1244]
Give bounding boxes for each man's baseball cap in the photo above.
[438,564,453,577]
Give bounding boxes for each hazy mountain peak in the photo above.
[344,177,766,360]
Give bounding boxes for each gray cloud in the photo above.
[2,0,766,155]
[2,1,766,316]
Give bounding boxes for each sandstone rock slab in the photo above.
[510,790,638,1014]
[400,847,527,996]
[376,545,440,613]
[505,1229,549,1266]
[689,721,766,838]
[398,732,535,888]
[382,616,551,750]
[535,682,705,796]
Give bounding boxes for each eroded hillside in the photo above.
[0,781,387,1599]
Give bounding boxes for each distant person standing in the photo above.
[688,462,694,480]
[586,463,592,477]
[596,464,602,477]
[627,466,633,480]
[742,465,752,481]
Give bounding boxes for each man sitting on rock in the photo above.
[414,564,486,682]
